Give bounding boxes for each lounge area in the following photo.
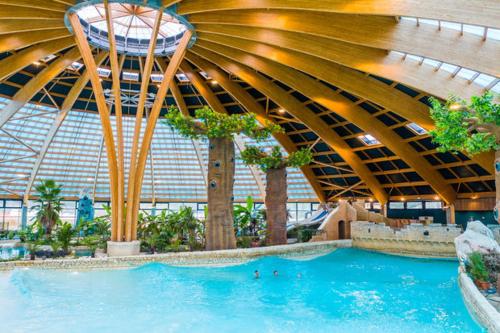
[0,1,499,332]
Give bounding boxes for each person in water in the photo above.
[273,270,279,277]
[254,270,260,279]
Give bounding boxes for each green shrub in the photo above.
[467,252,489,281]
[237,236,254,248]
[297,228,314,243]
[56,222,74,254]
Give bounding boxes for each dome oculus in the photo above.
[65,1,194,56]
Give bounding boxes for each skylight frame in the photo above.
[406,122,427,135]
[358,134,380,146]
[69,2,195,56]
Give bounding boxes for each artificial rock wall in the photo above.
[351,222,462,257]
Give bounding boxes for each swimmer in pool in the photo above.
[273,270,279,277]
[254,270,260,279]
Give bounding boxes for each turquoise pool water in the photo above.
[0,248,483,333]
[0,246,26,260]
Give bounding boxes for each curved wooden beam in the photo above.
[0,28,70,53]
[69,13,119,237]
[23,51,108,204]
[0,47,81,129]
[179,0,500,29]
[184,52,326,202]
[191,44,457,204]
[130,30,193,240]
[0,19,65,35]
[0,5,64,19]
[194,24,487,100]
[196,37,494,175]
[0,37,75,81]
[189,48,389,204]
[188,10,499,76]
[105,0,125,242]
[126,8,164,241]
[197,33,433,129]
[0,0,68,12]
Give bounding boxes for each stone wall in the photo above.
[351,221,462,257]
[0,240,352,271]
[459,267,500,333]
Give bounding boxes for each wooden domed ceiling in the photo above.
[0,0,498,204]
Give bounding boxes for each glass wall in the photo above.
[1,199,320,230]
[0,200,23,231]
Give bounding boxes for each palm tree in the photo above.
[31,180,63,235]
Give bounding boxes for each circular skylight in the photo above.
[71,2,192,56]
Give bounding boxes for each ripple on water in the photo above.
[0,248,485,333]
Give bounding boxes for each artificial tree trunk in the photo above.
[495,148,500,223]
[265,166,288,245]
[205,137,237,250]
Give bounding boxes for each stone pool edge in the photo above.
[458,266,500,333]
[0,240,351,271]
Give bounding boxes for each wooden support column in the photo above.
[446,204,456,225]
[68,13,119,235]
[105,0,125,241]
[128,30,193,240]
[125,8,164,241]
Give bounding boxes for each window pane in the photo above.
[407,201,423,209]
[425,201,442,209]
[4,208,22,230]
[5,200,22,208]
[389,202,405,209]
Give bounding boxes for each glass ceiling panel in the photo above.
[75,3,189,56]
[0,103,316,202]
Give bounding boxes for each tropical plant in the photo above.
[241,146,313,172]
[25,240,41,260]
[92,216,111,248]
[429,92,500,222]
[429,92,499,155]
[55,222,74,254]
[137,208,204,253]
[233,196,266,237]
[467,251,489,282]
[163,105,282,141]
[170,207,204,250]
[49,240,61,258]
[18,221,43,243]
[31,180,63,235]
[81,235,100,257]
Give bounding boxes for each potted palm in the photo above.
[467,252,490,290]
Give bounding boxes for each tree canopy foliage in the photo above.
[163,106,282,141]
[241,145,313,172]
[429,92,500,155]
